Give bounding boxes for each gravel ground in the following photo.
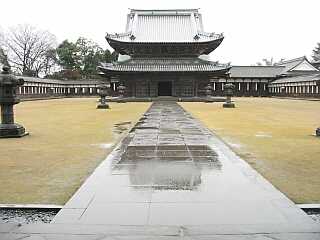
[304,210,320,224]
[0,208,319,225]
[309,214,320,223]
[0,209,59,224]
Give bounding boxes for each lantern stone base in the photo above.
[223,102,235,108]
[316,128,320,137]
[116,98,126,103]
[97,103,110,109]
[0,123,29,138]
[205,97,215,103]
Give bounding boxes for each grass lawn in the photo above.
[181,98,320,204]
[0,98,150,204]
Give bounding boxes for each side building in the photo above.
[227,57,320,98]
[268,57,320,98]
[17,76,101,99]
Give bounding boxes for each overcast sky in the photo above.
[1,0,319,65]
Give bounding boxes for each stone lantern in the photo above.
[117,82,126,103]
[97,83,110,109]
[0,66,28,138]
[223,83,235,108]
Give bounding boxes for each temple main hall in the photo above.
[99,9,231,98]
[9,9,319,100]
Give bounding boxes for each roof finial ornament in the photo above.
[130,35,136,41]
[2,65,10,74]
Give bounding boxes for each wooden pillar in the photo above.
[195,77,198,97]
[133,75,137,97]
[192,78,195,97]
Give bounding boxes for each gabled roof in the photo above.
[269,74,320,84]
[106,9,223,44]
[275,56,319,75]
[98,57,231,73]
[230,66,284,78]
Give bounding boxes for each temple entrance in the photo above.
[158,81,172,96]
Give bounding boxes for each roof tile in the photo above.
[99,58,230,73]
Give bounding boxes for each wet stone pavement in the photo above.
[2,102,320,239]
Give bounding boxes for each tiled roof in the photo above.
[23,76,64,84]
[106,9,222,43]
[99,58,231,73]
[230,66,284,78]
[269,74,320,84]
[22,76,101,85]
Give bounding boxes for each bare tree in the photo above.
[0,26,4,46]
[256,57,285,66]
[3,24,57,77]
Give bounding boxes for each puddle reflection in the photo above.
[111,102,222,191]
[112,146,222,190]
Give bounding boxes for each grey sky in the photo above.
[1,0,319,65]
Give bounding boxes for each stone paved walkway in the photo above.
[2,102,319,239]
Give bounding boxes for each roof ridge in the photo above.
[129,9,200,12]
[22,75,100,82]
[232,65,284,68]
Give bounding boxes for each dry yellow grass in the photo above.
[180,98,320,203]
[0,98,150,204]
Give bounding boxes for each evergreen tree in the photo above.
[56,37,117,79]
[56,40,80,70]
[312,43,320,62]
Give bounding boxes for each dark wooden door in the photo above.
[158,81,172,96]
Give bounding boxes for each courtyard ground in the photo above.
[0,98,150,204]
[180,98,320,203]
